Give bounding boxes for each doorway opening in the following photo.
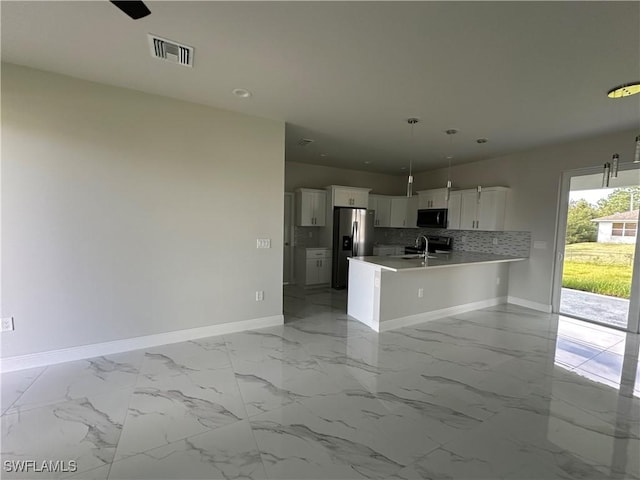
[553,165,640,333]
[283,192,294,285]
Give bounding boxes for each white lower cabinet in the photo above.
[296,248,331,286]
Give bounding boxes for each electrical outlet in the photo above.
[255,290,264,301]
[492,238,498,245]
[462,236,468,243]
[256,238,271,249]
[417,288,424,298]
[533,240,547,250]
[1,317,14,332]
[496,277,501,285]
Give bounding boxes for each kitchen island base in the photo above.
[348,256,515,332]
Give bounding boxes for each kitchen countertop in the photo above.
[348,251,526,272]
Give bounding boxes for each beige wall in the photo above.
[414,129,637,307]
[286,161,406,195]
[1,64,285,357]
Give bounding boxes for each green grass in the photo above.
[564,242,635,266]
[562,243,634,299]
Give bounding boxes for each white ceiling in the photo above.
[2,1,639,174]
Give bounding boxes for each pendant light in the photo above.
[406,118,419,197]
[445,129,458,202]
[605,81,640,180]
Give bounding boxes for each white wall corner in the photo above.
[507,296,552,313]
[0,315,284,373]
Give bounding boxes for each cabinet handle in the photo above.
[477,220,480,229]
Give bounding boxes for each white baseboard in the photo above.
[379,297,507,332]
[0,315,284,373]
[507,296,552,313]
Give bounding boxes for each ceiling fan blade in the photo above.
[110,1,151,20]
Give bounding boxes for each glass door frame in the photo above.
[551,164,640,333]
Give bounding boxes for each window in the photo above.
[624,223,637,237]
[612,223,624,236]
[612,222,637,237]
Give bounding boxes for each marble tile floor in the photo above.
[1,285,639,479]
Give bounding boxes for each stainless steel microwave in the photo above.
[416,208,448,228]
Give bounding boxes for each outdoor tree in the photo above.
[596,187,640,216]
[566,199,598,244]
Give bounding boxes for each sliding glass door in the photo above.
[553,164,640,333]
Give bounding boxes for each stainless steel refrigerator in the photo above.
[332,207,375,289]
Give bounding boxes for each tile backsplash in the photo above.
[374,228,531,257]
[295,225,531,257]
[294,227,323,248]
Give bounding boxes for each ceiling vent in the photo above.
[297,138,315,147]
[148,34,194,67]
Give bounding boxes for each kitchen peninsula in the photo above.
[347,252,526,331]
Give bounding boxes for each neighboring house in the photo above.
[592,210,639,244]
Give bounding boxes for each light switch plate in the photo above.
[1,317,14,332]
[257,238,271,249]
[533,240,547,250]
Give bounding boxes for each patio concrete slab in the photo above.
[560,288,629,329]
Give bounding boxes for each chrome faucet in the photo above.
[415,235,429,261]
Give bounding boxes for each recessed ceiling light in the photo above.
[400,166,407,170]
[364,161,371,164]
[607,82,640,98]
[476,138,488,144]
[320,153,328,157]
[232,88,251,98]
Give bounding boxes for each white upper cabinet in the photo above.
[476,187,508,231]
[295,188,326,226]
[368,195,392,227]
[389,196,418,228]
[328,185,370,208]
[447,191,463,229]
[417,188,449,209]
[459,190,479,230]
[447,187,508,231]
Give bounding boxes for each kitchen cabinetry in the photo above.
[295,248,331,286]
[417,188,449,209]
[328,185,370,208]
[447,187,508,231]
[295,188,326,226]
[368,195,392,227]
[389,196,418,228]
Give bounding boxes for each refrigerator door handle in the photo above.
[352,221,358,256]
